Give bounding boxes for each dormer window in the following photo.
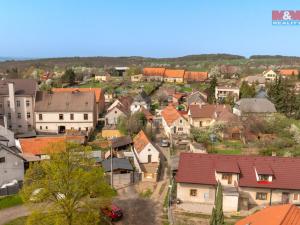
[221,173,233,184]
[258,174,270,181]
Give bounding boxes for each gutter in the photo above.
[269,189,273,206]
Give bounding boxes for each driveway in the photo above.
[0,205,29,225]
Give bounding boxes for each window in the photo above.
[256,192,268,200]
[40,126,42,130]
[115,111,117,114]
[26,100,30,107]
[39,114,43,120]
[222,173,233,184]
[85,127,88,131]
[7,101,10,107]
[148,155,152,163]
[294,194,299,201]
[16,100,20,107]
[17,113,21,119]
[178,127,183,131]
[258,174,269,181]
[190,189,197,197]
[18,125,22,128]
[28,124,32,129]
[59,114,64,120]
[27,112,31,118]
[180,119,182,123]
[199,121,203,127]
[46,126,48,130]
[84,114,88,120]
[0,157,5,163]
[8,113,11,120]
[70,114,74,120]
[78,127,81,131]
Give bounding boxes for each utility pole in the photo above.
[110,145,113,188]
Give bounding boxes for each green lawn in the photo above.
[4,217,27,225]
[0,195,23,210]
[215,149,242,155]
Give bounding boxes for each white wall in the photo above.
[177,183,215,204]
[105,107,126,125]
[136,142,159,164]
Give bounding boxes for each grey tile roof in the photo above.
[187,91,207,105]
[235,98,276,113]
[111,136,132,149]
[35,91,95,112]
[101,158,133,172]
[0,79,37,96]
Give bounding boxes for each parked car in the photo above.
[101,204,123,221]
[160,139,170,147]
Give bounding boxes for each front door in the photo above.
[148,155,152,163]
[282,192,290,204]
[58,126,66,133]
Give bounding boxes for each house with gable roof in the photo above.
[161,105,190,137]
[163,69,185,83]
[133,130,160,182]
[105,96,133,125]
[130,90,151,113]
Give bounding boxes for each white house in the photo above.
[0,79,37,134]
[105,96,133,125]
[215,86,240,103]
[133,130,160,182]
[161,104,190,137]
[34,91,96,134]
[130,91,151,114]
[263,70,278,82]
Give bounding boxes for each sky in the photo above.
[0,0,300,58]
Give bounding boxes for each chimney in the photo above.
[8,82,16,131]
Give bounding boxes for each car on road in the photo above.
[101,204,123,221]
[160,139,170,147]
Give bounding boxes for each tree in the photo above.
[210,182,224,225]
[117,112,147,136]
[21,142,115,225]
[62,69,76,85]
[207,76,217,103]
[240,81,256,98]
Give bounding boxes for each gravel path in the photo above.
[0,205,29,225]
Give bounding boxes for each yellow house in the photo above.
[131,74,143,82]
[163,69,185,83]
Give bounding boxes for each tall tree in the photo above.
[21,142,115,225]
[207,76,217,103]
[210,182,224,225]
[117,112,147,136]
[240,81,256,98]
[62,68,76,85]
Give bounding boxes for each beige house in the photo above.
[95,74,110,82]
[163,69,185,83]
[0,79,37,134]
[176,153,300,213]
[105,96,133,125]
[133,130,160,182]
[161,105,190,137]
[131,74,143,82]
[263,69,278,82]
[215,86,240,102]
[34,91,96,134]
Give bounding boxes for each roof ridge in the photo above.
[279,204,294,225]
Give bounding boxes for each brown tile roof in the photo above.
[176,153,300,190]
[0,79,37,96]
[278,69,299,76]
[110,136,132,149]
[236,204,300,225]
[52,88,103,103]
[161,104,183,126]
[189,104,232,120]
[143,67,166,77]
[164,69,185,79]
[184,71,208,82]
[35,91,95,112]
[140,106,153,121]
[19,136,85,156]
[133,130,151,153]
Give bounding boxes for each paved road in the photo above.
[0,205,29,225]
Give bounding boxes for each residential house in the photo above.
[184,71,208,83]
[0,144,25,187]
[243,75,266,88]
[233,98,277,117]
[18,136,85,160]
[105,96,133,125]
[188,104,233,128]
[133,130,160,182]
[215,86,240,102]
[176,153,300,213]
[161,105,190,137]
[236,204,300,225]
[95,73,110,82]
[131,74,143,82]
[113,67,129,76]
[163,69,185,83]
[35,91,97,134]
[139,106,154,124]
[278,69,299,78]
[186,91,207,106]
[263,70,278,82]
[143,67,165,81]
[0,79,37,134]
[130,91,151,113]
[52,87,105,117]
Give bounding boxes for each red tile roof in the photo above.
[19,136,85,156]
[143,67,166,77]
[184,71,208,82]
[140,106,154,121]
[161,104,183,126]
[164,69,185,79]
[133,130,151,153]
[278,69,299,76]
[176,153,300,190]
[52,88,103,103]
[236,204,300,225]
